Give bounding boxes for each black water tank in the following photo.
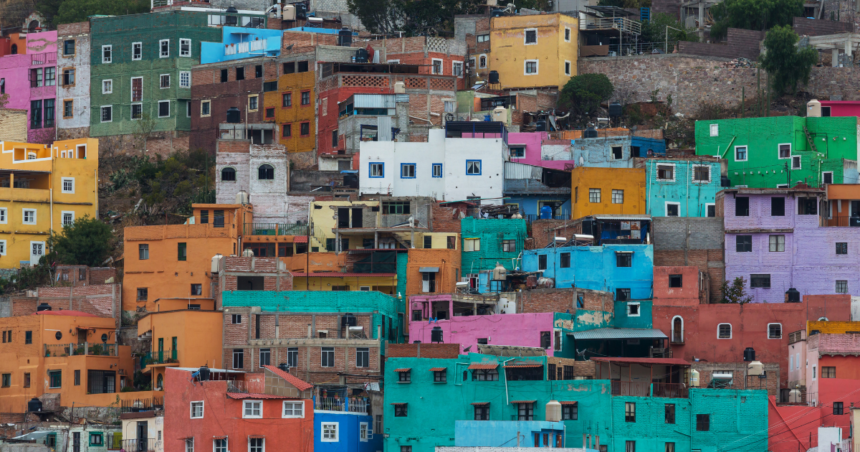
[28,397,42,412]
[413,340,421,344]
[278,363,290,373]
[295,3,308,19]
[583,127,598,138]
[37,303,51,312]
[354,48,369,63]
[431,326,443,343]
[199,365,210,381]
[338,28,352,47]
[226,107,241,124]
[535,120,547,132]
[343,173,358,188]
[785,287,801,303]
[743,347,756,362]
[489,70,500,84]
[225,6,238,26]
[608,102,623,117]
[342,313,357,327]
[720,176,731,187]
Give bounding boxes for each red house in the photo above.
[818,100,860,117]
[163,365,314,452]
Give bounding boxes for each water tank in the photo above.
[342,313,357,327]
[743,347,756,362]
[431,326,444,343]
[608,102,623,117]
[689,369,700,387]
[28,397,42,412]
[540,205,553,220]
[394,81,406,94]
[489,71,500,84]
[413,340,421,344]
[242,249,255,257]
[355,48,369,63]
[807,99,822,118]
[236,190,249,205]
[492,106,507,122]
[748,360,764,376]
[225,6,239,26]
[283,4,296,20]
[546,400,562,422]
[535,120,547,132]
[36,303,52,312]
[583,127,598,138]
[226,107,241,124]
[278,363,290,373]
[338,28,352,46]
[198,365,210,381]
[211,254,223,273]
[295,3,308,19]
[785,287,801,303]
[720,176,731,187]
[492,262,507,281]
[789,388,802,403]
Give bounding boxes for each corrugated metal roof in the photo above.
[419,267,439,273]
[591,215,652,221]
[504,162,542,180]
[569,328,668,340]
[591,357,690,366]
[353,94,396,109]
[468,363,499,370]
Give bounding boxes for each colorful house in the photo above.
[0,138,99,268]
[639,156,723,217]
[694,116,859,188]
[571,167,646,220]
[0,30,58,143]
[460,217,527,277]
[314,409,382,452]
[56,22,92,139]
[503,161,571,220]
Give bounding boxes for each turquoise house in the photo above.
[460,217,527,276]
[454,421,567,447]
[642,157,723,217]
[200,26,283,64]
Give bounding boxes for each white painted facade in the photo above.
[359,129,506,204]
[57,27,91,133]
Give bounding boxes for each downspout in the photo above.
[502,357,515,404]
[719,136,737,159]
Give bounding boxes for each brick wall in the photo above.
[15,284,121,325]
[0,109,27,142]
[793,17,853,36]
[530,219,570,249]
[653,217,724,303]
[386,343,461,358]
[693,362,780,396]
[517,288,615,314]
[678,28,763,60]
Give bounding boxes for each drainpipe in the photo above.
[502,357,515,404]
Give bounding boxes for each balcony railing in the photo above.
[244,223,309,236]
[525,213,571,224]
[120,397,164,414]
[610,381,688,398]
[122,439,160,452]
[142,349,177,368]
[226,379,265,394]
[580,16,642,35]
[45,343,118,357]
[652,382,689,398]
[315,397,368,413]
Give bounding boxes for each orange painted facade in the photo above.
[825,184,860,227]
[122,204,253,312]
[265,54,316,156]
[404,249,461,298]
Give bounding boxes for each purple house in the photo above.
[720,187,860,303]
[0,30,57,143]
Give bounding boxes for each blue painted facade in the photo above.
[644,158,722,217]
[454,421,566,447]
[503,196,571,219]
[571,136,635,168]
[200,27,283,64]
[315,411,382,452]
[522,244,653,300]
[630,136,666,157]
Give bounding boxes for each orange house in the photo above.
[825,184,860,227]
[404,248,461,298]
[266,51,316,167]
[0,310,156,413]
[122,204,253,312]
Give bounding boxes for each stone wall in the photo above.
[677,28,764,60]
[0,109,27,142]
[793,17,853,36]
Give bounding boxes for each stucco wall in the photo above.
[643,159,721,217]
[57,23,90,134]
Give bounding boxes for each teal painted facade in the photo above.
[644,159,722,217]
[613,300,653,329]
[694,116,859,188]
[200,26,282,64]
[454,421,566,447]
[460,218,528,274]
[383,353,768,452]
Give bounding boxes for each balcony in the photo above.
[226,379,265,394]
[315,397,369,413]
[120,396,164,414]
[610,381,688,398]
[142,349,178,368]
[0,187,50,204]
[580,16,641,35]
[45,343,118,357]
[123,439,160,452]
[244,223,308,236]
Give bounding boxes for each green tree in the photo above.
[760,25,818,95]
[52,0,150,27]
[559,73,614,116]
[48,216,113,267]
[640,13,699,45]
[347,0,487,36]
[719,277,754,304]
[710,0,803,40]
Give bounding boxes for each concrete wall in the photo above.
[408,312,561,355]
[215,142,291,222]
[460,218,527,273]
[571,136,634,168]
[56,22,91,137]
[652,217,725,303]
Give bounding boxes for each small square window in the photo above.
[102,79,112,94]
[432,163,443,178]
[736,235,752,252]
[158,101,170,118]
[201,100,211,117]
[525,60,538,74]
[61,178,74,193]
[750,274,771,288]
[627,302,640,316]
[718,324,732,339]
[837,280,848,294]
[301,91,310,105]
[666,203,680,217]
[525,29,537,44]
[191,401,204,418]
[735,146,748,162]
[466,160,481,175]
[102,45,112,64]
[160,39,170,58]
[180,39,191,57]
[768,323,782,339]
[243,400,263,418]
[137,288,148,301]
[668,274,682,288]
[101,106,112,123]
[401,163,416,178]
[792,156,802,170]
[696,414,710,431]
[836,242,848,255]
[510,146,525,158]
[370,163,384,178]
[769,235,785,252]
[656,164,674,181]
[709,124,719,136]
[616,253,632,267]
[589,188,601,203]
[612,189,624,204]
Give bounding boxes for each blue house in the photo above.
[503,162,571,221]
[454,421,570,448]
[200,26,283,64]
[642,157,723,217]
[522,243,653,301]
[631,136,666,157]
[315,406,382,452]
[570,135,665,169]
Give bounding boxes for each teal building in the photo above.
[460,217,527,277]
[643,157,723,217]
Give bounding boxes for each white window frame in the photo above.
[214,438,227,452]
[130,76,143,102]
[431,58,443,75]
[248,438,263,452]
[190,401,204,419]
[611,189,624,204]
[160,39,170,58]
[524,59,539,75]
[76,144,86,158]
[0,240,6,256]
[767,323,782,339]
[180,71,191,88]
[131,103,143,121]
[665,202,681,217]
[709,124,718,137]
[734,145,748,162]
[386,59,400,64]
[102,79,113,94]
[626,302,641,317]
[564,27,571,42]
[242,400,263,419]
[777,143,791,160]
[717,323,732,339]
[791,155,802,170]
[201,100,211,117]
[0,207,6,224]
[102,45,112,64]
[655,163,675,182]
[360,422,370,442]
[524,28,538,45]
[158,100,170,118]
[823,171,834,185]
[452,61,463,78]
[564,60,571,76]
[22,209,37,225]
[101,105,112,123]
[132,42,142,61]
[160,74,170,89]
[61,177,75,194]
[61,211,75,226]
[321,422,339,442]
[179,38,191,57]
[478,54,487,69]
[692,164,711,183]
[671,315,684,343]
[282,401,304,418]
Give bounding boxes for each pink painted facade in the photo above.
[508,132,576,171]
[0,31,57,143]
[819,100,860,117]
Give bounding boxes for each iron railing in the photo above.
[120,397,164,414]
[244,223,308,236]
[45,343,118,357]
[315,397,369,413]
[226,379,265,394]
[122,439,159,452]
[580,16,642,34]
[142,349,177,368]
[611,381,688,398]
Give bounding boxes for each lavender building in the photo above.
[720,187,860,303]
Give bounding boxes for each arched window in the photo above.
[28,20,39,33]
[717,323,732,339]
[258,164,274,180]
[221,167,236,181]
[27,152,36,160]
[819,317,829,322]
[156,373,164,389]
[11,44,17,55]
[671,316,684,344]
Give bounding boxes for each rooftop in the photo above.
[263,365,314,391]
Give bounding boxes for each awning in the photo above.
[470,402,490,406]
[248,435,265,439]
[391,402,407,405]
[560,401,578,405]
[394,368,411,372]
[510,400,537,404]
[213,436,228,440]
[419,267,439,273]
[505,363,543,368]
[569,328,668,340]
[468,363,499,370]
[429,367,447,372]
[294,236,308,243]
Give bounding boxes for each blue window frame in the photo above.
[401,163,416,179]
[369,162,384,178]
[466,160,482,175]
[432,163,443,178]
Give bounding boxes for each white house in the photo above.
[359,127,507,204]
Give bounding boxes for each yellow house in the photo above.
[571,167,646,219]
[489,13,578,90]
[0,138,99,269]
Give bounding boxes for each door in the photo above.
[158,338,164,362]
[337,208,350,228]
[171,337,178,360]
[137,421,148,452]
[29,241,44,265]
[73,432,81,452]
[351,208,363,228]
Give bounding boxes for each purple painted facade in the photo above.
[721,188,860,303]
[0,31,58,143]
[508,132,576,171]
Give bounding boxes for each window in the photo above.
[368,162,385,178]
[696,414,710,431]
[466,160,482,175]
[283,124,291,137]
[137,288,148,301]
[669,274,682,288]
[221,167,236,181]
[517,402,534,420]
[477,34,490,43]
[611,146,623,159]
[564,61,571,76]
[736,235,752,252]
[30,69,44,88]
[62,178,74,194]
[625,402,636,422]
[538,254,547,271]
[718,323,732,339]
[616,252,632,267]
[560,253,571,268]
[102,79,113,94]
[525,28,537,44]
[626,442,636,452]
[283,401,304,418]
[589,188,601,203]
[283,62,295,74]
[288,348,298,368]
[199,100,211,117]
[401,163,416,178]
[735,146,747,161]
[453,61,463,77]
[666,203,680,217]
[822,366,836,378]
[44,68,55,86]
[750,274,771,288]
[665,444,675,452]
[30,100,42,129]
[464,238,480,252]
[62,69,75,86]
[265,107,275,119]
[232,314,242,324]
[281,92,293,108]
[1,374,9,387]
[778,143,791,159]
[232,349,244,369]
[394,404,408,417]
[693,165,710,182]
[709,124,719,136]
[64,39,75,56]
[792,156,802,170]
[612,189,624,204]
[102,45,112,63]
[132,42,142,60]
[22,209,36,225]
[501,239,516,252]
[25,331,32,344]
[236,67,245,80]
[765,323,783,340]
[248,95,258,111]
[214,439,226,452]
[356,348,369,368]
[300,122,309,136]
[62,212,74,226]
[769,235,785,252]
[243,400,262,418]
[383,201,410,215]
[665,404,675,424]
[130,77,143,102]
[479,55,487,68]
[158,100,170,118]
[627,302,640,316]
[432,163,443,178]
[297,61,309,72]
[656,164,674,181]
[191,284,202,296]
[221,69,228,82]
[561,403,577,420]
[319,422,339,442]
[180,71,190,88]
[359,423,371,442]
[90,433,103,446]
[131,103,142,120]
[474,404,489,420]
[179,38,191,57]
[0,208,5,224]
[49,371,61,388]
[525,60,538,74]
[831,401,845,415]
[837,242,849,255]
[397,370,411,382]
[259,348,270,366]
[249,438,263,452]
[432,59,442,74]
[160,39,169,58]
[301,91,310,105]
[433,369,446,382]
[23,373,29,388]
[258,164,274,180]
[798,197,817,215]
[771,197,785,216]
[616,289,631,302]
[321,347,334,367]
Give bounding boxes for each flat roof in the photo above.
[591,357,690,366]
[570,328,668,340]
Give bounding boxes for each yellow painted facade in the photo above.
[806,320,860,335]
[265,66,316,155]
[293,274,397,293]
[571,167,646,219]
[489,13,578,90]
[0,138,99,269]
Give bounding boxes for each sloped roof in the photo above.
[262,365,313,391]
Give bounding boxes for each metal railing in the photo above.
[226,379,265,394]
[45,343,118,357]
[142,349,177,368]
[244,223,309,236]
[120,397,164,414]
[315,397,369,413]
[652,382,689,398]
[610,381,688,398]
[580,16,642,34]
[525,213,571,224]
[122,439,160,452]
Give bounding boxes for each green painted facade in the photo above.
[384,353,768,452]
[460,218,527,274]
[695,116,859,188]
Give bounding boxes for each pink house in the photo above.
[508,132,576,171]
[818,100,860,118]
[0,30,57,143]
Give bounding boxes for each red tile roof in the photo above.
[510,400,537,404]
[468,363,498,370]
[34,310,98,317]
[428,367,447,372]
[394,368,411,372]
[591,357,691,366]
[226,393,297,400]
[262,365,314,391]
[560,401,578,405]
[294,236,308,243]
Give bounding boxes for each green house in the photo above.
[694,116,859,188]
[460,217,527,277]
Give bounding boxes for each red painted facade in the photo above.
[769,378,860,451]
[819,100,860,117]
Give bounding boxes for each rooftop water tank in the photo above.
[225,6,239,26]
[236,190,249,205]
[394,81,406,94]
[743,347,756,362]
[278,363,290,373]
[689,369,700,387]
[492,262,507,281]
[283,4,296,20]
[786,288,801,303]
[338,27,352,46]
[28,397,42,412]
[748,360,764,376]
[608,102,623,117]
[540,205,553,220]
[37,303,52,312]
[535,120,547,132]
[788,388,802,403]
[211,254,223,273]
[355,48,369,63]
[198,365,210,381]
[583,127,598,138]
[431,326,444,343]
[342,313,357,327]
[807,99,821,118]
[546,400,562,422]
[492,106,507,122]
[242,249,255,257]
[489,71,500,84]
[226,107,241,124]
